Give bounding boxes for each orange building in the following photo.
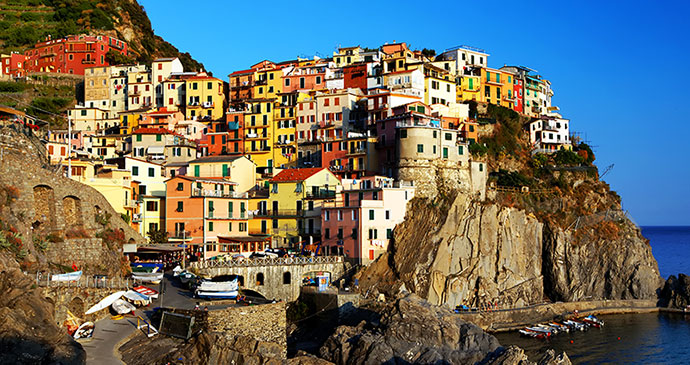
[165,175,268,260]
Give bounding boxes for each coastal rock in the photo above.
[0,253,85,365]
[358,190,662,308]
[319,293,501,364]
[482,346,571,365]
[658,274,690,309]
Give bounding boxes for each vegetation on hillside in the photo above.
[0,0,204,71]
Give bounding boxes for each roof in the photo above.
[229,68,254,76]
[269,167,326,183]
[189,155,244,164]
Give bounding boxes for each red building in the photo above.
[513,78,524,113]
[1,53,26,78]
[343,63,368,91]
[198,113,245,156]
[23,34,128,75]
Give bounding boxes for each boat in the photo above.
[563,319,588,331]
[73,321,94,340]
[111,299,136,315]
[133,285,159,299]
[519,329,547,339]
[131,272,164,284]
[196,280,238,292]
[172,265,183,277]
[85,291,126,315]
[582,315,604,328]
[179,271,197,284]
[547,322,570,333]
[51,271,82,282]
[195,289,239,299]
[525,326,553,337]
[123,290,151,306]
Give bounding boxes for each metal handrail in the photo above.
[189,255,343,269]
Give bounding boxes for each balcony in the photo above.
[305,190,336,199]
[246,133,268,140]
[132,213,142,223]
[347,147,367,156]
[542,121,558,131]
[253,209,305,218]
[247,146,271,153]
[169,231,192,240]
[254,79,267,86]
[124,200,139,208]
[202,101,214,108]
[191,188,248,198]
[82,59,96,64]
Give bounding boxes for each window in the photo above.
[271,183,278,194]
[417,144,424,153]
[136,135,142,142]
[295,182,303,193]
[368,229,378,239]
[458,146,464,155]
[148,167,154,177]
[400,129,407,138]
[176,201,183,212]
[324,210,330,221]
[146,201,158,211]
[132,166,139,176]
[369,209,375,220]
[479,163,483,172]
[387,228,393,239]
[385,210,390,220]
[337,210,343,221]
[283,272,291,285]
[176,182,184,191]
[337,227,343,239]
[239,222,246,232]
[228,222,232,231]
[208,222,214,231]
[325,228,330,239]
[445,133,452,141]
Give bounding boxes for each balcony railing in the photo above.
[305,190,336,199]
[191,188,248,198]
[347,147,367,155]
[124,200,139,208]
[170,231,192,239]
[252,209,305,218]
[132,214,142,223]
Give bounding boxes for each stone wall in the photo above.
[396,158,486,199]
[0,123,145,277]
[199,261,346,301]
[40,286,122,325]
[207,302,287,360]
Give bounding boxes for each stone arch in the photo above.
[68,297,85,318]
[256,272,264,286]
[33,185,56,230]
[283,271,291,285]
[62,195,83,228]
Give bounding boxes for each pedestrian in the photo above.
[194,303,200,311]
[204,306,208,312]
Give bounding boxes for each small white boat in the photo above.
[195,290,238,299]
[131,272,164,283]
[51,271,82,282]
[196,280,238,292]
[111,299,136,315]
[73,321,94,340]
[172,265,183,277]
[179,271,196,284]
[123,290,151,306]
[85,291,126,315]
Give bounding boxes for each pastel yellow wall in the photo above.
[185,78,224,120]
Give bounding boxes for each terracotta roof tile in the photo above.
[269,167,326,182]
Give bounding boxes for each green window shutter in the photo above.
[458,146,464,155]
[208,221,213,231]
[132,166,138,176]
[468,78,473,89]
[443,147,448,158]
[417,144,423,153]
[222,164,228,177]
[136,135,142,142]
[156,135,161,142]
[228,201,233,214]
[228,222,232,231]
[496,73,500,83]
[194,165,200,177]
[369,210,374,220]
[486,72,490,81]
[387,229,392,239]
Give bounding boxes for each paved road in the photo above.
[80,272,243,364]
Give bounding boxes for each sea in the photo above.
[495,226,690,364]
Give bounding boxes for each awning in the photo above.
[147,146,165,155]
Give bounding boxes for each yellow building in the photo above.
[118,109,146,134]
[265,168,341,248]
[68,159,141,229]
[185,73,225,120]
[481,68,514,109]
[458,75,481,102]
[253,65,283,100]
[333,46,364,67]
[243,99,274,171]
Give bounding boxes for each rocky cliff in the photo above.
[358,181,662,309]
[0,252,84,364]
[658,274,690,309]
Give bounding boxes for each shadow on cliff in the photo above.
[0,336,85,365]
[287,303,380,357]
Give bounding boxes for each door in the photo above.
[272,201,278,215]
[443,147,448,159]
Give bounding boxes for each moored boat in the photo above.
[195,290,238,299]
[73,321,94,340]
[51,271,82,282]
[131,272,164,283]
[85,291,126,315]
[111,298,136,315]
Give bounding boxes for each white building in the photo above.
[152,58,184,107]
[439,45,490,75]
[528,116,571,153]
[385,68,424,99]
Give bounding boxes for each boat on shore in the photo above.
[73,321,94,340]
[195,278,238,299]
[111,299,136,315]
[85,291,126,315]
[195,290,238,299]
[131,272,164,283]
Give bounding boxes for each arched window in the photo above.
[257,273,264,286]
[283,271,291,285]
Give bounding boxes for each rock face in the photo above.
[0,253,85,364]
[359,190,662,309]
[658,274,690,309]
[319,294,501,364]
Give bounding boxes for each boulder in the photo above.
[658,274,690,309]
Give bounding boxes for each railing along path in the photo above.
[190,255,343,269]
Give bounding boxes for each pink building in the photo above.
[321,176,415,264]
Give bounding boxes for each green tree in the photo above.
[105,50,135,65]
[554,149,584,166]
[147,228,168,244]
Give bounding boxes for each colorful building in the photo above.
[263,168,341,248]
[185,73,226,120]
[321,176,415,264]
[23,34,128,75]
[187,155,257,193]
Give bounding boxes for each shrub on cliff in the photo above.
[494,169,533,187]
[469,142,488,156]
[554,149,584,166]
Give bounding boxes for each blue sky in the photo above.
[139,0,690,225]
